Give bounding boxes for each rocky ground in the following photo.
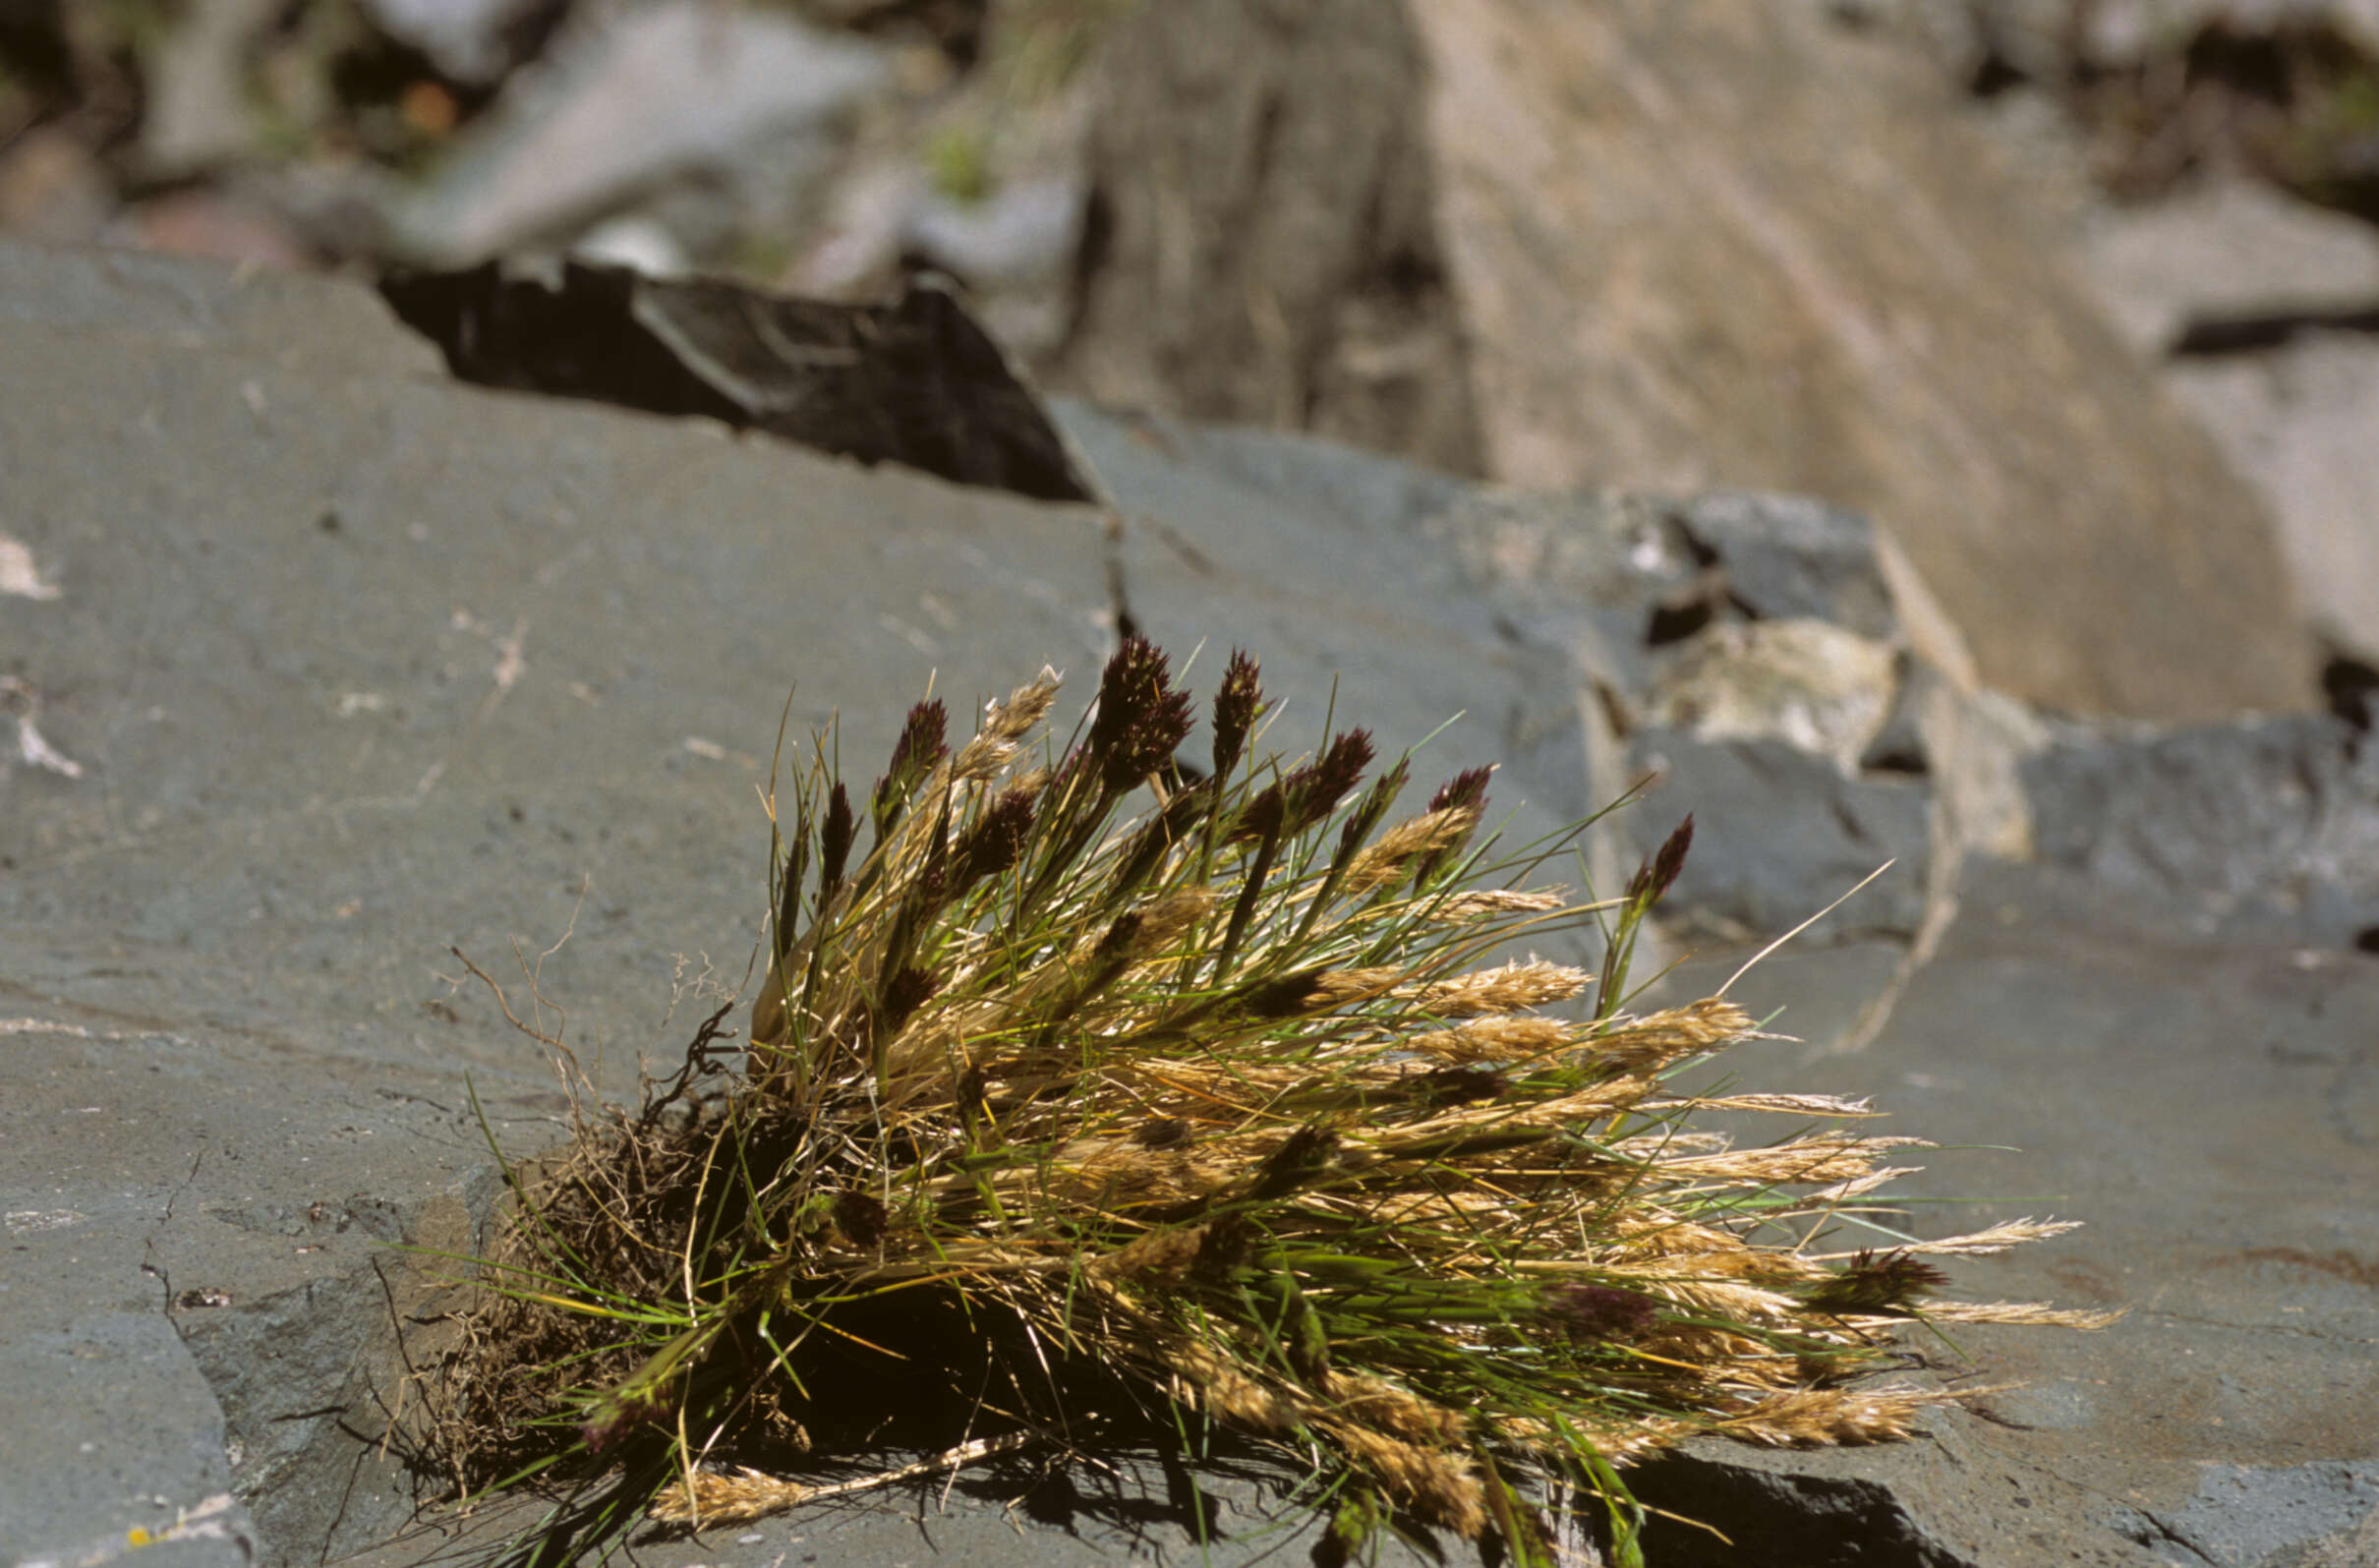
[4,233,2378,1567]
[4,0,2378,702]
[4,3,2379,1567]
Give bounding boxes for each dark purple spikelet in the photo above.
[1089,636,1193,792]
[579,1386,668,1455]
[1240,964,1332,1019]
[1088,637,1162,756]
[1210,649,1264,782]
[1192,1211,1256,1278]
[1627,814,1696,904]
[818,782,856,897]
[1231,778,1289,843]
[1806,1249,1951,1315]
[873,700,949,823]
[1428,766,1493,817]
[1248,1124,1339,1200]
[1117,704,1193,790]
[832,1190,891,1249]
[1135,1116,1190,1150]
[887,700,948,782]
[1280,728,1375,836]
[1335,757,1410,862]
[1421,1065,1507,1107]
[879,964,939,1036]
[954,786,1036,888]
[1412,765,1492,885]
[1538,1282,1660,1342]
[1652,813,1694,894]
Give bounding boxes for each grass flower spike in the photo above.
[426,640,2114,1566]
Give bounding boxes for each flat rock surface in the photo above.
[5,244,2375,1568]
[1637,858,2379,1567]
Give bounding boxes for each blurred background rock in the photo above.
[4,0,2373,718]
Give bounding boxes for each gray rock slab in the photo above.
[319,1450,1349,1568]
[1628,728,1931,942]
[9,238,2372,1568]
[1307,474,1944,942]
[2022,712,2379,948]
[1055,400,1595,842]
[1630,853,2379,1566]
[0,237,1111,1566]
[2075,178,2379,354]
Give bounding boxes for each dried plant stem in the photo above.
[420,640,2110,1568]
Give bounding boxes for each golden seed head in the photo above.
[1414,958,1595,1018]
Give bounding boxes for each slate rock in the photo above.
[1629,728,1933,941]
[379,258,1097,501]
[1629,851,2379,1568]
[2072,176,2379,670]
[2022,711,2379,947]
[1055,412,1949,941]
[0,234,1113,1566]
[1666,492,1901,642]
[1646,619,1902,778]
[16,237,2369,1568]
[1063,0,2315,714]
[1416,487,1908,714]
[1087,403,1475,540]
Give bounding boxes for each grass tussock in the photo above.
[417,639,2113,1566]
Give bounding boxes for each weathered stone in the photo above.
[1409,0,2306,720]
[1646,619,1902,777]
[2021,711,2379,946]
[1047,0,1483,477]
[378,259,1097,501]
[1630,728,1934,941]
[2077,177,2379,351]
[2073,177,2379,669]
[0,235,1109,1565]
[8,240,2371,1568]
[389,2,891,266]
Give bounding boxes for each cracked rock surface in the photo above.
[3,243,2376,1568]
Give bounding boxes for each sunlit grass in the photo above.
[417,640,2112,1566]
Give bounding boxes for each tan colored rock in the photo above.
[1053,0,2306,717]
[2073,178,2379,668]
[1046,0,1483,477]
[1412,0,2306,720]
[1647,619,1901,777]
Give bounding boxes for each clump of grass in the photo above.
[421,639,2113,1565]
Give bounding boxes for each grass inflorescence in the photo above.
[422,639,2113,1565]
